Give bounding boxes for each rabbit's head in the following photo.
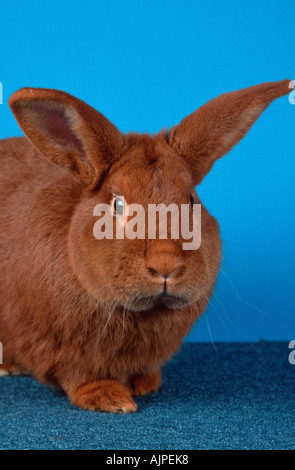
[9,80,292,313]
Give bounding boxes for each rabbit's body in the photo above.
[0,135,219,409]
[0,79,292,412]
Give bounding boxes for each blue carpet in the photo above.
[0,341,294,450]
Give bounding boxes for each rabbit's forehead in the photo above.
[108,156,192,204]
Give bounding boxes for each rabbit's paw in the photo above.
[69,380,138,413]
[131,369,162,396]
[0,364,22,376]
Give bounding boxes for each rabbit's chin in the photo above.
[126,293,190,312]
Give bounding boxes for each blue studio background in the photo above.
[0,0,294,343]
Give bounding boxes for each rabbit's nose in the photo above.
[147,265,183,280]
[146,256,184,281]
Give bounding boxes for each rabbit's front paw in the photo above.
[130,369,162,396]
[0,364,22,376]
[69,380,138,413]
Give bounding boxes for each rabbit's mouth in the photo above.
[128,292,190,312]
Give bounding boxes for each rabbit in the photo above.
[0,79,292,413]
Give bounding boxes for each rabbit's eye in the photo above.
[190,194,195,207]
[112,195,125,217]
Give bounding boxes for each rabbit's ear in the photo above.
[9,88,124,187]
[169,79,293,185]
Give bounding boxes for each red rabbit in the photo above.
[0,80,292,412]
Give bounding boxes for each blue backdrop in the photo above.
[0,1,294,342]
